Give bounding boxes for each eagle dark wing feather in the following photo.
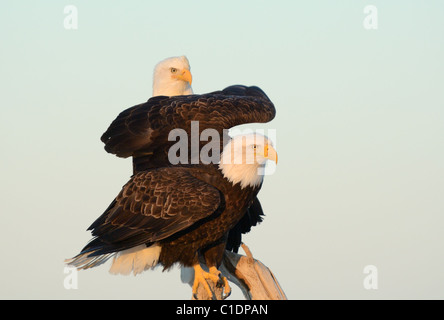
[100,97,168,157]
[226,196,265,253]
[80,168,221,256]
[100,85,275,159]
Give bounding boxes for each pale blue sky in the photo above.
[1,1,443,299]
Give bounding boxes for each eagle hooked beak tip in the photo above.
[178,69,192,85]
[264,145,278,164]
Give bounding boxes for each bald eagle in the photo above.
[152,56,193,97]
[67,133,277,299]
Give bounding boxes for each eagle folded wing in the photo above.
[79,167,221,257]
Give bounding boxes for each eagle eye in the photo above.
[170,68,178,74]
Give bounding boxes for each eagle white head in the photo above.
[219,133,278,189]
[152,56,193,97]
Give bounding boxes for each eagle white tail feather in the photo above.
[65,252,113,270]
[65,244,161,276]
[109,244,161,276]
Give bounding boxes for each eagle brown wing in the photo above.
[100,85,275,159]
[78,167,222,256]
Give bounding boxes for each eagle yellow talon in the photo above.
[192,264,231,300]
[192,264,216,299]
[209,266,231,299]
[221,276,231,299]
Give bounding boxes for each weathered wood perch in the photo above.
[181,243,287,300]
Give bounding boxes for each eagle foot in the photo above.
[209,266,231,299]
[192,264,231,300]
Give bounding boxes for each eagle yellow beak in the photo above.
[174,69,192,85]
[264,145,278,164]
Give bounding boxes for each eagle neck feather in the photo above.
[218,162,264,189]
